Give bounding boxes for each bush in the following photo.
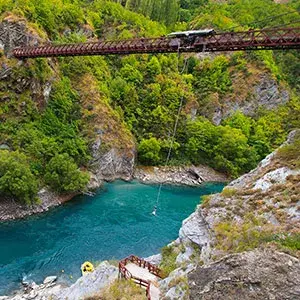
[276,135,300,169]
[138,137,161,165]
[159,245,178,277]
[87,279,146,300]
[0,150,38,204]
[45,153,90,192]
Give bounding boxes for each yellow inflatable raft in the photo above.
[81,261,94,276]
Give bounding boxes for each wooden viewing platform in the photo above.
[119,255,162,300]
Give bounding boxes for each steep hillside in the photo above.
[159,130,300,298]
[0,0,299,209]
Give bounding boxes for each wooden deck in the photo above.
[119,255,162,300]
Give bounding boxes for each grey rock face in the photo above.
[179,210,211,247]
[188,249,300,300]
[5,262,118,300]
[134,165,228,186]
[212,74,290,125]
[43,276,57,285]
[55,261,118,300]
[179,208,213,264]
[144,254,162,265]
[0,189,77,221]
[92,148,136,182]
[0,17,41,56]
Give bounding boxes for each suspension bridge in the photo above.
[13,27,300,59]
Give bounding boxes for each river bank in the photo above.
[134,165,228,186]
[0,164,228,222]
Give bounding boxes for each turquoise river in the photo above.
[0,180,224,295]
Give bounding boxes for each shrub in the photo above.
[159,245,178,277]
[138,137,161,165]
[221,188,237,198]
[45,153,89,192]
[87,279,146,300]
[276,135,300,169]
[0,150,38,204]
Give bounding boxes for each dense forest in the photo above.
[0,0,299,203]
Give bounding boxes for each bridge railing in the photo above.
[13,27,300,58]
[195,27,300,51]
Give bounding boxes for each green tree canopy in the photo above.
[45,153,90,192]
[0,151,38,204]
[138,137,161,165]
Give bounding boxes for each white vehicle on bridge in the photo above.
[167,29,216,38]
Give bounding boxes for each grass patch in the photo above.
[276,136,300,169]
[214,214,269,253]
[159,245,178,277]
[86,279,147,300]
[221,188,237,198]
[201,195,211,208]
[265,233,300,251]
[214,212,300,258]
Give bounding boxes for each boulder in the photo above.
[55,261,118,300]
[43,276,57,285]
[188,249,300,300]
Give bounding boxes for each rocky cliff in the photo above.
[0,16,136,220]
[156,130,300,299]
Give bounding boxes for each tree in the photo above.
[223,111,253,138]
[146,57,162,79]
[185,118,218,164]
[138,137,161,165]
[213,126,258,176]
[0,151,38,204]
[45,153,90,192]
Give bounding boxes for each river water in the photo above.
[0,180,224,295]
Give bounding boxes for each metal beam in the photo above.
[13,27,300,59]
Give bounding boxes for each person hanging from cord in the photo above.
[152,205,157,216]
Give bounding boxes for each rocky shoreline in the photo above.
[134,165,228,186]
[0,189,78,222]
[0,164,228,222]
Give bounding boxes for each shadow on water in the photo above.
[0,180,225,295]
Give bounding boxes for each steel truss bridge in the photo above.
[13,27,300,59]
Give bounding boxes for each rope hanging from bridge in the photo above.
[152,47,188,216]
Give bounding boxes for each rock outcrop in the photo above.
[4,262,118,300]
[0,189,77,221]
[212,74,290,125]
[134,165,228,186]
[188,249,300,300]
[160,130,300,299]
[0,15,41,56]
[55,262,118,300]
[75,73,137,184]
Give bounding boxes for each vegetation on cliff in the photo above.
[0,0,299,203]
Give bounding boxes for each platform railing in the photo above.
[118,255,162,300]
